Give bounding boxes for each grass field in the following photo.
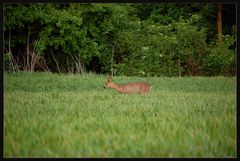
[4,72,236,157]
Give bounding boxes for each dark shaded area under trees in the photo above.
[3,3,236,76]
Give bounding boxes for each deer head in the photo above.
[104,75,114,89]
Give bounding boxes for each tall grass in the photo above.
[4,72,236,157]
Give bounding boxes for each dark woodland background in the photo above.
[3,3,236,77]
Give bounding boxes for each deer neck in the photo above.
[110,83,123,93]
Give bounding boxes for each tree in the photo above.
[3,3,236,76]
[217,3,222,43]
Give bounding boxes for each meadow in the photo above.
[4,72,236,157]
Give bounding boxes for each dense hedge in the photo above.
[4,3,236,76]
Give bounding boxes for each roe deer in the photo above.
[104,76,151,94]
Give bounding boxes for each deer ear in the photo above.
[107,75,112,82]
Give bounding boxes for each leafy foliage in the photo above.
[201,35,236,76]
[3,3,236,76]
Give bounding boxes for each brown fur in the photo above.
[104,76,151,94]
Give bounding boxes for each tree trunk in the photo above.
[217,3,222,44]
[26,25,30,71]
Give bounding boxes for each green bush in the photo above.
[114,15,208,77]
[3,4,236,76]
[201,35,235,76]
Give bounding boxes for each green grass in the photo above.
[4,72,236,157]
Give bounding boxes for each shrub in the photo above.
[201,35,235,76]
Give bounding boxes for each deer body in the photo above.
[104,76,151,94]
